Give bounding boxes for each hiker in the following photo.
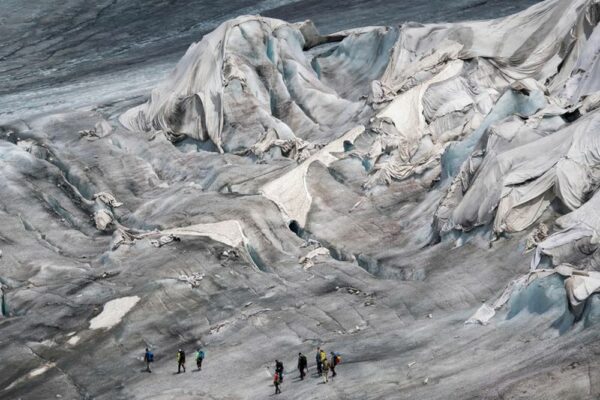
[315,347,323,375]
[322,357,330,383]
[297,352,308,380]
[144,348,154,373]
[195,348,205,371]
[319,349,327,368]
[330,352,341,378]
[274,371,282,394]
[275,360,284,383]
[177,349,186,373]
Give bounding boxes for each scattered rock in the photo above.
[79,120,113,140]
[568,361,580,369]
[300,238,321,248]
[93,192,123,208]
[150,234,180,248]
[525,223,549,251]
[93,209,114,231]
[299,247,330,270]
[178,272,205,288]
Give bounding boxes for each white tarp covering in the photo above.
[145,220,248,249]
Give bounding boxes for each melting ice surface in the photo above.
[2,1,600,399]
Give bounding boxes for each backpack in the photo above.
[147,351,154,362]
[197,351,205,360]
[334,355,341,365]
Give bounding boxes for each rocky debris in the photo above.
[93,208,114,231]
[111,229,137,250]
[178,272,205,288]
[526,223,550,251]
[219,249,239,259]
[209,322,229,335]
[153,221,248,249]
[219,249,240,267]
[78,120,113,140]
[335,286,376,306]
[92,271,120,281]
[300,238,321,248]
[345,287,362,295]
[245,128,320,162]
[93,192,123,208]
[149,234,180,248]
[299,247,330,270]
[363,295,376,307]
[92,192,122,231]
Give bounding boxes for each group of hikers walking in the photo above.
[143,347,205,373]
[142,344,341,395]
[273,347,342,394]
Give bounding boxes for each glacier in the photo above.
[1,0,600,399]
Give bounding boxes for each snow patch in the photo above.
[89,296,140,330]
[29,363,55,378]
[67,335,80,345]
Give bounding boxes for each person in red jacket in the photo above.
[330,352,341,378]
[273,371,282,394]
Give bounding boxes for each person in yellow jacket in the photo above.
[177,349,186,373]
[322,357,330,383]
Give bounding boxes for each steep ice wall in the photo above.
[122,0,600,240]
[119,17,390,153]
[120,0,600,287]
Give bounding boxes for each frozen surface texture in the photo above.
[2,0,600,399]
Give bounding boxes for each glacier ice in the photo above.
[2,0,600,399]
